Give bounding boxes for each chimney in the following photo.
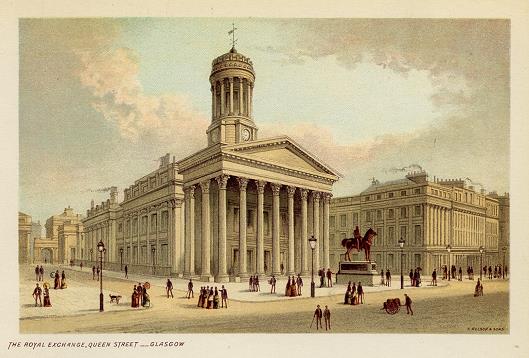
[110,186,118,204]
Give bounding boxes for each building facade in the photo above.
[329,171,508,275]
[18,212,32,264]
[76,46,340,282]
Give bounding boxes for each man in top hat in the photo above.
[32,283,42,307]
[313,305,323,330]
[323,305,331,331]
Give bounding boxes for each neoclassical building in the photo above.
[78,46,340,282]
[329,171,509,275]
[18,212,32,264]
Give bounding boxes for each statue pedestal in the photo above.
[336,261,378,286]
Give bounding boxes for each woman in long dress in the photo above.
[60,271,67,289]
[290,276,297,297]
[43,284,52,307]
[53,270,60,289]
[131,285,138,308]
[207,288,214,309]
[285,277,291,296]
[213,287,220,309]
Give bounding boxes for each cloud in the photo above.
[76,47,208,153]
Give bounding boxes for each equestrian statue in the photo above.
[341,226,377,262]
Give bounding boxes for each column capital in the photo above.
[255,180,267,194]
[323,192,333,203]
[287,186,296,198]
[238,177,249,191]
[184,185,196,198]
[228,77,234,83]
[216,174,230,190]
[300,188,309,200]
[200,180,210,194]
[271,183,282,196]
[312,191,321,202]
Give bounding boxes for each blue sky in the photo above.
[19,18,509,222]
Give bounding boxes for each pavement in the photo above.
[20,263,450,320]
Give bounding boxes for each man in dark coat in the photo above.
[32,283,42,307]
[34,265,39,281]
[357,282,364,304]
[313,305,323,330]
[296,274,303,296]
[326,268,333,287]
[92,266,96,280]
[409,269,414,287]
[39,265,44,281]
[124,264,128,278]
[385,269,391,287]
[187,279,194,299]
[432,269,437,286]
[404,293,413,315]
[220,285,228,308]
[166,278,173,298]
[323,305,331,331]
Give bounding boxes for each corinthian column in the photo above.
[239,78,244,115]
[200,180,212,281]
[229,78,234,115]
[287,186,296,275]
[300,189,309,276]
[256,180,266,276]
[216,175,230,282]
[238,177,249,278]
[323,192,331,269]
[313,192,321,271]
[271,183,282,276]
[184,186,196,277]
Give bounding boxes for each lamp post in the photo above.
[120,248,123,271]
[398,237,405,289]
[309,235,317,298]
[446,244,452,281]
[152,247,156,275]
[97,240,105,312]
[479,246,484,280]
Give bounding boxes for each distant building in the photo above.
[18,212,32,264]
[329,171,508,275]
[33,207,83,264]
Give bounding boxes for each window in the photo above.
[125,220,130,235]
[414,205,421,216]
[141,216,148,235]
[414,225,421,245]
[132,218,138,235]
[340,214,347,227]
[376,227,383,246]
[388,226,395,245]
[400,207,407,218]
[401,190,407,196]
[365,196,370,201]
[118,223,123,233]
[414,188,421,194]
[377,210,382,220]
[388,209,394,219]
[388,192,394,198]
[366,211,371,222]
[388,254,394,269]
[161,210,169,231]
[376,194,382,200]
[330,216,335,228]
[400,226,407,240]
[151,214,157,233]
[353,213,358,225]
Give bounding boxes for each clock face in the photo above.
[242,128,251,141]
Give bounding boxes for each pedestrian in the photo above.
[385,269,391,287]
[409,269,414,287]
[92,265,96,280]
[313,305,323,330]
[34,265,39,281]
[458,267,463,281]
[124,264,128,278]
[197,287,204,307]
[404,293,413,315]
[488,266,492,279]
[350,282,357,305]
[296,274,303,296]
[32,283,42,307]
[344,283,351,304]
[319,268,325,288]
[39,265,44,281]
[280,263,285,275]
[207,287,214,309]
[221,285,228,308]
[269,275,276,293]
[323,305,331,331]
[80,262,83,271]
[357,282,364,304]
[470,266,474,280]
[494,265,498,279]
[326,268,333,287]
[61,270,67,289]
[498,266,502,279]
[96,266,100,281]
[166,278,174,298]
[255,275,260,291]
[474,279,483,296]
[432,269,437,286]
[249,275,253,292]
[43,284,52,307]
[187,279,194,299]
[213,287,220,309]
[53,270,60,289]
[380,270,385,286]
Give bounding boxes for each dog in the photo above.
[109,294,122,304]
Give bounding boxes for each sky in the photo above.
[19,18,510,223]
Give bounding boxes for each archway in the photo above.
[40,248,53,264]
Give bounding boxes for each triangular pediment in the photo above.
[223,136,341,179]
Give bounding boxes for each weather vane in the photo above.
[228,22,238,49]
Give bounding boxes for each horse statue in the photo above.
[341,227,377,262]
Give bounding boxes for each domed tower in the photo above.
[207,46,257,146]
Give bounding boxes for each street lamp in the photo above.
[152,247,156,275]
[479,246,484,280]
[502,246,507,279]
[120,248,124,271]
[398,237,405,289]
[309,235,317,298]
[97,240,105,312]
[446,244,452,281]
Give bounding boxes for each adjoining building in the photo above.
[18,212,32,264]
[329,171,508,275]
[76,45,340,282]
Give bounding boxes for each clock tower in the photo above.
[207,45,258,146]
